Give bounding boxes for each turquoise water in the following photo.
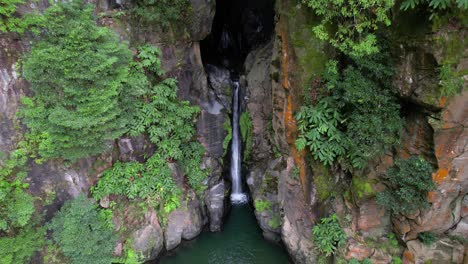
[158,205,291,264]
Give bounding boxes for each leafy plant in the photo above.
[91,155,182,214]
[312,214,347,256]
[301,0,394,57]
[296,97,346,166]
[296,53,402,169]
[254,199,272,213]
[0,142,35,233]
[377,157,436,215]
[0,226,45,264]
[129,0,190,30]
[418,231,437,246]
[0,0,43,33]
[21,0,135,161]
[223,118,232,157]
[400,0,468,11]
[48,195,117,264]
[349,258,373,264]
[439,64,464,98]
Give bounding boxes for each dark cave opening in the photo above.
[200,0,275,72]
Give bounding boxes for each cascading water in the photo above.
[230,81,247,204]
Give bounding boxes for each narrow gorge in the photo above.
[0,0,466,263]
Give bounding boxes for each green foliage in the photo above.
[268,216,281,229]
[312,214,347,256]
[377,157,435,215]
[301,0,393,57]
[0,226,45,264]
[49,195,117,264]
[130,0,190,30]
[350,176,375,199]
[290,166,300,179]
[296,97,346,166]
[223,118,232,157]
[400,0,468,10]
[0,143,35,233]
[349,258,373,264]
[91,155,182,214]
[129,78,200,160]
[240,112,253,162]
[93,43,206,214]
[0,0,43,33]
[418,231,437,246]
[439,64,464,98]
[297,53,403,169]
[392,257,403,264]
[21,0,135,161]
[254,199,272,213]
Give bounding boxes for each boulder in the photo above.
[205,181,225,232]
[406,238,465,264]
[131,209,164,261]
[164,200,204,250]
[189,0,216,41]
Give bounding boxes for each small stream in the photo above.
[159,205,291,264]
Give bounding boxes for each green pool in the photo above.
[158,205,291,264]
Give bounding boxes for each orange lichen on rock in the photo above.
[403,250,415,264]
[280,22,308,197]
[432,168,449,184]
[438,96,447,108]
[427,191,437,203]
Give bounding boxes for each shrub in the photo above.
[91,155,182,214]
[296,53,402,169]
[0,0,43,33]
[21,0,135,161]
[0,144,35,233]
[301,0,393,57]
[377,157,436,215]
[254,199,272,213]
[49,195,117,264]
[129,0,190,30]
[312,214,347,256]
[418,231,437,246]
[0,226,45,264]
[400,0,467,11]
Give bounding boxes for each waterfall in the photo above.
[230,81,247,204]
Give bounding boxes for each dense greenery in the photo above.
[0,226,45,264]
[418,231,437,245]
[92,43,206,212]
[0,144,34,233]
[377,157,435,215]
[400,0,468,10]
[0,0,42,33]
[49,195,117,264]
[92,155,183,214]
[312,214,347,256]
[21,0,134,161]
[296,52,403,169]
[301,0,393,56]
[129,0,190,30]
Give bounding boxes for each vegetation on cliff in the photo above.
[296,51,403,169]
[21,0,134,161]
[377,157,435,215]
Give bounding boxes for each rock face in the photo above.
[131,209,165,260]
[405,238,465,264]
[165,200,204,250]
